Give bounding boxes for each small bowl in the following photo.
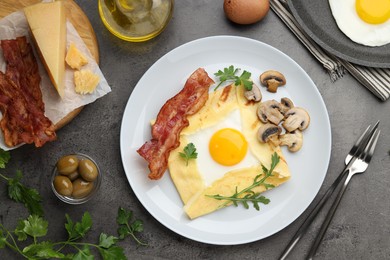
[51,153,102,204]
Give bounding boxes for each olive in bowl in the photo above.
[51,153,101,204]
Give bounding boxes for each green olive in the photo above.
[78,159,98,182]
[68,171,80,181]
[72,178,94,198]
[53,176,73,196]
[57,155,79,175]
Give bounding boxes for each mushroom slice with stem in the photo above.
[260,70,286,93]
[257,100,284,125]
[280,97,294,115]
[244,83,262,102]
[257,123,282,143]
[282,107,310,132]
[280,130,303,152]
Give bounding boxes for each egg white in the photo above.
[187,109,258,187]
[329,0,390,46]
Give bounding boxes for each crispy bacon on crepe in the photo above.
[0,36,56,147]
[137,68,214,180]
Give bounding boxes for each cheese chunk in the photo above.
[74,69,100,94]
[66,42,88,70]
[24,1,66,98]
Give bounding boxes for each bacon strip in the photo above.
[137,68,214,180]
[0,37,56,147]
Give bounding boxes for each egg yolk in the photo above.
[356,0,390,24]
[209,128,248,166]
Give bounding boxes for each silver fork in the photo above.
[280,121,381,260]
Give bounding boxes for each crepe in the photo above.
[168,84,291,219]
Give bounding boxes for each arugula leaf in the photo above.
[206,152,280,210]
[116,207,147,246]
[6,170,43,216]
[0,149,10,168]
[179,143,198,166]
[214,65,253,91]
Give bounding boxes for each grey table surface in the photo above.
[1,1,390,259]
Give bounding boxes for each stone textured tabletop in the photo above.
[1,1,389,259]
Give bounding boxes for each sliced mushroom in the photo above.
[244,83,262,102]
[282,107,310,132]
[260,70,286,93]
[257,100,284,125]
[280,130,303,152]
[257,123,282,143]
[280,97,294,115]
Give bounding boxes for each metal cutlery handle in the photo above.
[279,166,350,260]
[306,171,354,260]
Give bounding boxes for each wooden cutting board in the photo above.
[0,0,99,130]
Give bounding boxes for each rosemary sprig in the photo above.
[206,152,280,210]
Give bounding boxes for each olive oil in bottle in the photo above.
[98,0,174,42]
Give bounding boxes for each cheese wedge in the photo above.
[24,1,66,98]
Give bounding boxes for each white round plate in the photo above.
[120,36,331,245]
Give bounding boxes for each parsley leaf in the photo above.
[22,241,64,259]
[99,233,118,249]
[73,245,94,260]
[214,65,253,91]
[0,229,6,248]
[65,212,92,241]
[116,207,147,246]
[179,143,198,166]
[0,149,10,168]
[99,245,127,260]
[206,152,280,210]
[21,215,48,239]
[6,170,43,216]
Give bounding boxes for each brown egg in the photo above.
[224,0,270,25]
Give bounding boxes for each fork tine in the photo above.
[353,121,379,156]
[346,121,379,164]
[360,129,380,163]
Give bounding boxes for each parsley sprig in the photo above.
[117,207,148,246]
[179,143,198,166]
[0,149,147,259]
[0,150,43,216]
[214,65,253,91]
[0,212,127,259]
[206,152,280,210]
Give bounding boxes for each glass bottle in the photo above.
[98,0,174,42]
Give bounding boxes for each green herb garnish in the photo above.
[206,152,280,210]
[0,212,128,259]
[0,149,147,258]
[117,207,148,246]
[214,65,253,91]
[0,149,43,217]
[179,143,198,166]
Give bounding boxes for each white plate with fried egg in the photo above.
[120,36,331,245]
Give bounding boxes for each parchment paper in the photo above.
[0,10,112,150]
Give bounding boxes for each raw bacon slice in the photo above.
[137,68,214,180]
[0,36,56,147]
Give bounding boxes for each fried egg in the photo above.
[329,0,390,46]
[168,83,291,219]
